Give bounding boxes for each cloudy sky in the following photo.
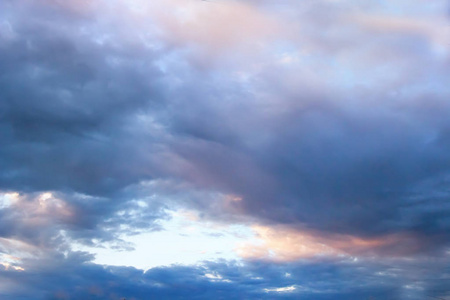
[1,0,450,299]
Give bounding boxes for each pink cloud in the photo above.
[236,224,422,262]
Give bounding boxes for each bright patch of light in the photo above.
[0,192,19,208]
[204,273,231,283]
[74,210,254,270]
[0,263,25,272]
[264,285,297,293]
[0,253,25,272]
[38,192,53,207]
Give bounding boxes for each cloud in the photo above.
[1,0,450,298]
[235,224,434,261]
[2,0,449,239]
[1,251,449,300]
[0,190,168,255]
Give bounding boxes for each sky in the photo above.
[0,0,450,299]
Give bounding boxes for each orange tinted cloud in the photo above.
[236,225,339,261]
[236,225,417,262]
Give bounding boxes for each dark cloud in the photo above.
[166,83,450,249]
[1,253,449,300]
[0,0,172,196]
[155,6,450,251]
[2,0,449,242]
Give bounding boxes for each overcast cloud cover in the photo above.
[1,0,450,299]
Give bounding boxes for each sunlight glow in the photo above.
[74,210,254,270]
